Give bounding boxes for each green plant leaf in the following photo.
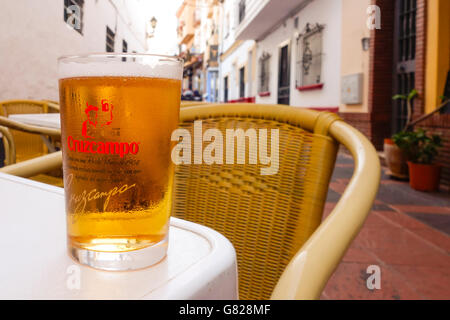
[407,89,418,101]
[393,129,441,164]
[393,94,407,100]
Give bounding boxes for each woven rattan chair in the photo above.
[0,100,55,162]
[173,104,380,299]
[0,125,16,166]
[42,100,60,113]
[180,101,209,108]
[0,116,63,187]
[0,104,380,299]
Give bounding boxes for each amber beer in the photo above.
[58,54,182,270]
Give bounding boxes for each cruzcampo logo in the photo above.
[68,99,140,157]
[82,99,113,139]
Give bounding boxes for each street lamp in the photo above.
[151,16,157,29]
[147,16,158,38]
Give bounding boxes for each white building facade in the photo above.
[223,0,342,109]
[218,0,256,103]
[0,0,152,102]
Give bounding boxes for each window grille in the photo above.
[259,52,271,93]
[296,23,324,87]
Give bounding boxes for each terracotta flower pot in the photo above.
[384,139,408,179]
[407,161,441,192]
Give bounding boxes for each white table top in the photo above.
[0,173,237,299]
[8,113,61,129]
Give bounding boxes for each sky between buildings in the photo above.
[144,0,183,55]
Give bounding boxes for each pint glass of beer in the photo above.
[58,54,182,270]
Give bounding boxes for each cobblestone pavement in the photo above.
[321,153,450,300]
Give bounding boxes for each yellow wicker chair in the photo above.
[0,151,62,184]
[0,116,63,187]
[0,104,380,299]
[0,100,56,162]
[180,101,209,108]
[41,100,60,113]
[0,125,16,166]
[173,104,380,300]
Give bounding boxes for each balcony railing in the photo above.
[234,0,309,40]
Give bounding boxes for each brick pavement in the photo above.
[321,153,450,300]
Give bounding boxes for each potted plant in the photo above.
[383,136,408,179]
[383,89,418,179]
[392,129,443,191]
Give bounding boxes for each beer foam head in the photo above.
[58,54,183,80]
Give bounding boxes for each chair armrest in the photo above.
[46,101,60,112]
[0,151,62,178]
[0,126,16,165]
[271,120,380,300]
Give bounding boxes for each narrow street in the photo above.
[322,153,450,299]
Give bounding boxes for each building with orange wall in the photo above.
[177,0,222,101]
[339,0,449,190]
[177,0,450,190]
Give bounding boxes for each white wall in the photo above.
[219,40,255,102]
[218,0,256,102]
[221,0,238,54]
[0,0,149,102]
[255,0,342,107]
